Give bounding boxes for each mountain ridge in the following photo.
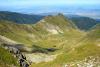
[0,11,44,24]
[67,15,99,30]
[0,11,99,31]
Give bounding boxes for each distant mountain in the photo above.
[0,11,44,24]
[66,15,99,30]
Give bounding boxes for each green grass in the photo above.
[0,20,35,46]
[0,47,19,67]
[30,42,100,67]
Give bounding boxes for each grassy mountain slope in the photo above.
[30,24,100,67]
[31,14,85,51]
[0,11,44,24]
[0,14,90,67]
[0,20,35,46]
[0,14,84,48]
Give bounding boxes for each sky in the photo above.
[0,0,100,18]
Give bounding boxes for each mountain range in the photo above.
[0,11,100,67]
[0,11,99,30]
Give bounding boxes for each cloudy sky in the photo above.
[0,0,100,16]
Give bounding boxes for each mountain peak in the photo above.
[34,13,79,35]
[40,14,71,26]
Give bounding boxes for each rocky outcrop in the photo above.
[2,44,30,67]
